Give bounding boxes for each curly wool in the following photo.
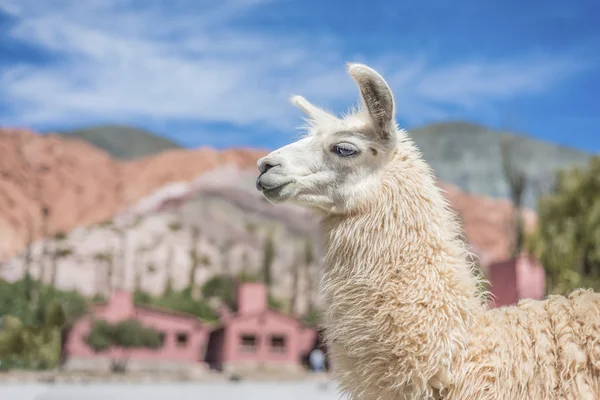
[318,132,600,400]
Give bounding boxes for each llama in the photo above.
[255,63,600,399]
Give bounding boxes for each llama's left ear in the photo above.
[290,95,338,124]
[347,63,396,141]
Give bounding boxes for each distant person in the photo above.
[309,348,325,373]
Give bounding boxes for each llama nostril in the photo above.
[263,162,276,172]
[259,160,280,174]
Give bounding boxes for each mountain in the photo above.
[1,167,323,315]
[0,126,546,315]
[410,121,592,208]
[59,122,592,208]
[1,166,535,317]
[0,128,264,260]
[0,122,589,317]
[58,125,183,160]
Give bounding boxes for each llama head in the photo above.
[256,63,403,214]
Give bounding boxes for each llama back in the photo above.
[450,288,600,399]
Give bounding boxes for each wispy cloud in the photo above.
[0,0,589,144]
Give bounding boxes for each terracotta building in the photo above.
[64,283,318,373]
[205,282,317,372]
[64,290,210,371]
[487,254,546,308]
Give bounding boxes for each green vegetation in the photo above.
[302,308,322,327]
[58,125,182,160]
[304,239,315,314]
[85,318,164,372]
[261,231,275,296]
[200,272,285,312]
[528,156,600,295]
[134,289,219,322]
[0,278,87,370]
[0,300,68,370]
[267,294,285,312]
[85,319,163,352]
[187,226,203,292]
[0,278,87,326]
[202,274,236,310]
[501,135,528,256]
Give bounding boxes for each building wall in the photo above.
[488,255,545,308]
[65,290,208,364]
[298,327,317,356]
[222,311,304,368]
[516,256,546,301]
[488,258,518,307]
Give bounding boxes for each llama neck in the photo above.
[320,148,485,396]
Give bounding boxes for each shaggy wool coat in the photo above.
[319,137,600,400]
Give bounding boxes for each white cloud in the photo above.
[0,0,588,137]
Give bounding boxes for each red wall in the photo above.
[65,290,208,363]
[488,255,546,308]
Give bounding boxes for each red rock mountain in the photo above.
[0,128,533,265]
[0,128,264,260]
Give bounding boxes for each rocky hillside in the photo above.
[1,167,322,315]
[0,126,543,275]
[410,121,592,208]
[57,122,593,209]
[0,128,265,260]
[0,127,539,265]
[58,125,183,160]
[1,164,535,316]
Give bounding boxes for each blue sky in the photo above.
[0,0,598,152]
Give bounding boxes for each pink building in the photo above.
[487,254,546,308]
[205,282,317,372]
[64,290,209,370]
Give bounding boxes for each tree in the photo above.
[527,156,600,295]
[93,251,115,296]
[39,206,51,284]
[202,275,236,310]
[500,135,528,257]
[22,214,35,305]
[85,318,163,372]
[164,218,183,295]
[0,300,68,370]
[239,249,251,279]
[304,238,315,314]
[133,245,143,293]
[50,232,68,286]
[220,240,233,274]
[51,245,72,287]
[187,225,203,295]
[15,133,42,308]
[261,230,275,297]
[290,243,302,315]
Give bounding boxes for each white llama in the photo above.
[255,63,600,399]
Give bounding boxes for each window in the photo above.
[270,335,286,353]
[176,332,189,347]
[158,332,166,346]
[240,334,257,353]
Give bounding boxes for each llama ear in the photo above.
[290,95,338,123]
[347,63,396,140]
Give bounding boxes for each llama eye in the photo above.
[331,143,359,157]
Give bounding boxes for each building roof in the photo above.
[207,306,312,332]
[89,294,217,329]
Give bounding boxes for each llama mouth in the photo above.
[258,181,292,202]
[256,173,291,192]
